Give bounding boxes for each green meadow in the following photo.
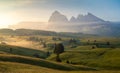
[0,33,120,73]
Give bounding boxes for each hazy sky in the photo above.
[0,0,120,27]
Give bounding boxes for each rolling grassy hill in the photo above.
[0,34,120,73]
[0,53,97,73]
[0,44,47,58]
[0,44,97,73]
[48,47,120,70]
[0,54,119,73]
[0,29,97,37]
[0,54,76,71]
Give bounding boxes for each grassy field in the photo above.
[0,35,120,73]
[0,53,97,73]
[0,61,120,73]
[48,47,120,70]
[0,44,47,58]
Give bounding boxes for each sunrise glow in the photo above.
[0,14,16,28]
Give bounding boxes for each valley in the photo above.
[0,30,120,73]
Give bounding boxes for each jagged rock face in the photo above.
[49,11,105,23]
[9,11,120,36]
[76,13,104,23]
[48,11,68,23]
[70,16,76,22]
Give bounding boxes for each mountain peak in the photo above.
[86,12,97,17]
[71,16,76,19]
[87,12,93,16]
[77,14,84,21]
[49,11,105,23]
[52,10,60,15]
[75,12,105,22]
[86,12,105,22]
[48,11,68,23]
[70,16,76,22]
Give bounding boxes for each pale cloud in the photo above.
[0,0,49,6]
[0,0,51,11]
[0,0,33,8]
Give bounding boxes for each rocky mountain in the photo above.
[49,11,105,23]
[75,13,105,23]
[9,11,120,37]
[70,16,77,22]
[48,11,68,23]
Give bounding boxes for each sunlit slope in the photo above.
[0,53,96,71]
[0,54,76,71]
[48,48,120,70]
[0,44,96,71]
[0,44,47,58]
[0,53,119,73]
[0,61,120,73]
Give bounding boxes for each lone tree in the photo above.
[66,60,70,64]
[46,51,50,56]
[87,40,90,45]
[92,46,95,49]
[10,48,13,53]
[54,43,64,62]
[42,42,47,48]
[106,41,110,46]
[69,38,76,44]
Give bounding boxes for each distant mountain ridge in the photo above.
[49,11,105,23]
[75,12,105,22]
[0,28,97,37]
[48,11,68,23]
[9,11,120,37]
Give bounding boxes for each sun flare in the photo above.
[0,14,16,28]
